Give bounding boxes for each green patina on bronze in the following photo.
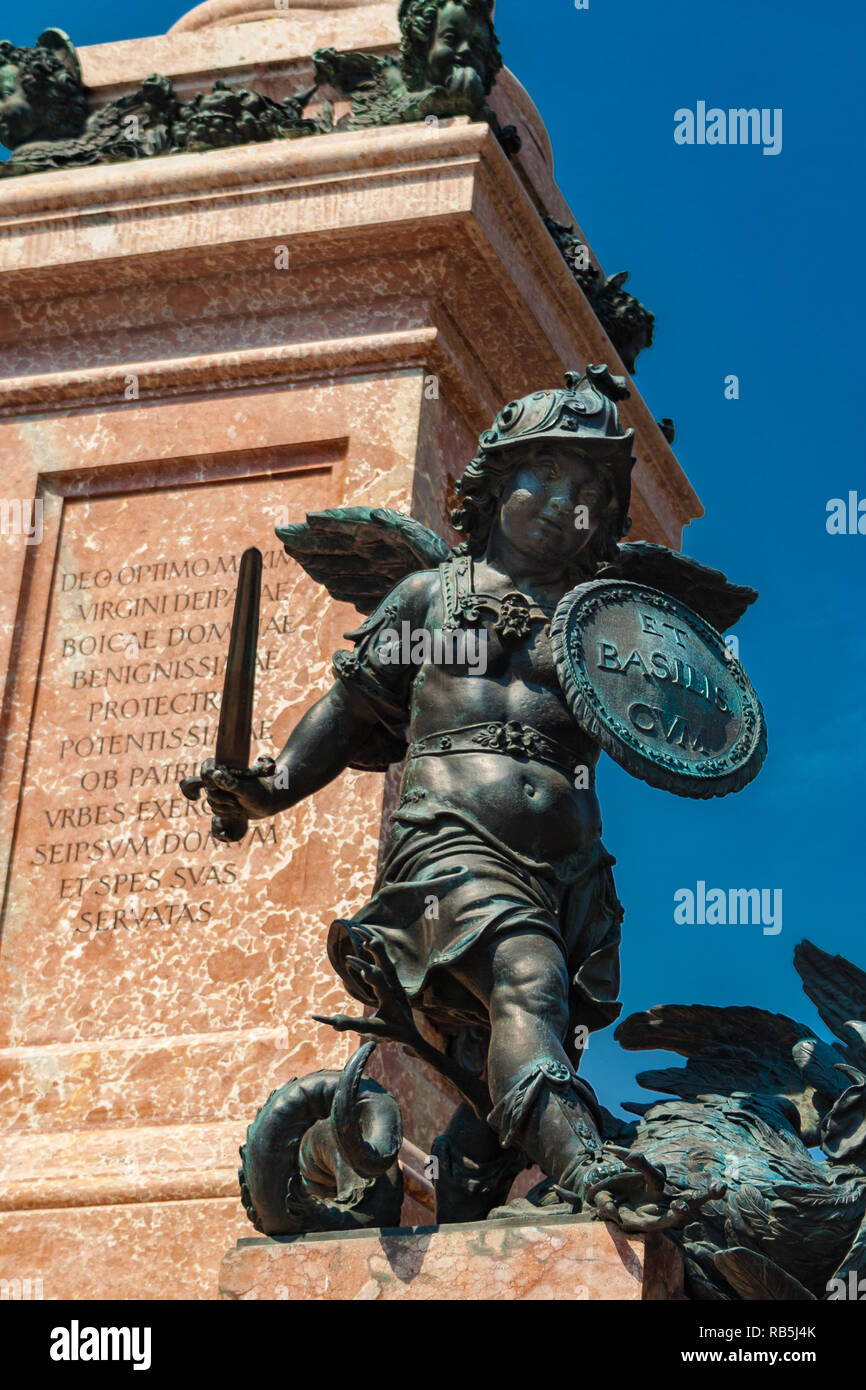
[545,216,656,375]
[0,2,517,178]
[614,938,866,1301]
[311,0,519,154]
[0,28,320,174]
[189,366,768,1248]
[0,11,663,366]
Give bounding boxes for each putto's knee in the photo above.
[492,954,569,1033]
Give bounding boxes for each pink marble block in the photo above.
[0,0,703,1303]
[218,1214,685,1301]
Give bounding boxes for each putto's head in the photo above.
[0,29,85,150]
[452,366,636,579]
[398,0,502,97]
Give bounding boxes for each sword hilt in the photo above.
[180,757,276,844]
[179,775,247,843]
[214,811,249,844]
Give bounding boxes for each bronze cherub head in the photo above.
[452,366,636,579]
[0,28,85,151]
[399,0,502,97]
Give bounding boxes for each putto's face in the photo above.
[495,444,609,569]
[426,1,492,95]
[0,62,36,148]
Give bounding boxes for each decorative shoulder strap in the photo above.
[439,552,473,628]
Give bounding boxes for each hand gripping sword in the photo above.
[180,546,273,842]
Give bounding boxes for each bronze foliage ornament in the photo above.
[545,216,656,374]
[0,28,320,176]
[0,3,518,179]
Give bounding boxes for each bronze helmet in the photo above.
[477,365,636,538]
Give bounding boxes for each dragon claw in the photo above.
[558,1145,724,1234]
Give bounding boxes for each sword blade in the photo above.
[215,546,262,771]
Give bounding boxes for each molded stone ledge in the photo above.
[0,118,700,543]
[218,1213,685,1300]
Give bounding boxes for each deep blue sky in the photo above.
[1,0,864,1115]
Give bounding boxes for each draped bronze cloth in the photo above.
[328,571,623,1058]
[328,804,623,1049]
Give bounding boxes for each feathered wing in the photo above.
[311,49,407,126]
[616,1003,844,1096]
[276,507,451,615]
[615,1002,850,1140]
[618,955,866,1299]
[612,541,757,631]
[713,1247,816,1301]
[312,48,397,94]
[277,514,754,628]
[794,938,866,1070]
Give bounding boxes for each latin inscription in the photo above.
[595,609,733,754]
[34,546,295,933]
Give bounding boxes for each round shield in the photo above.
[551,580,767,798]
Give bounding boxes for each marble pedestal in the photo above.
[218,1214,685,1302]
[0,2,701,1301]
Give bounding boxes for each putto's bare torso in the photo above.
[398,561,602,864]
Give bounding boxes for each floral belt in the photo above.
[407,720,582,779]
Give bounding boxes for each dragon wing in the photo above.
[713,1246,816,1301]
[794,939,866,1071]
[615,1003,849,1141]
[611,541,757,631]
[276,507,451,615]
[794,941,866,1164]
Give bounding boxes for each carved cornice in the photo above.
[0,120,701,538]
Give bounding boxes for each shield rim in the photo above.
[551,579,768,799]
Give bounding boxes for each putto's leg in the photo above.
[451,931,604,1194]
[431,1101,526,1224]
[456,933,719,1232]
[484,932,574,1099]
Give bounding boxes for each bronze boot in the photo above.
[487,1059,604,1199]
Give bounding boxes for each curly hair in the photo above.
[451,442,630,583]
[0,39,87,143]
[399,0,502,94]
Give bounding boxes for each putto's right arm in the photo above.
[201,570,434,823]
